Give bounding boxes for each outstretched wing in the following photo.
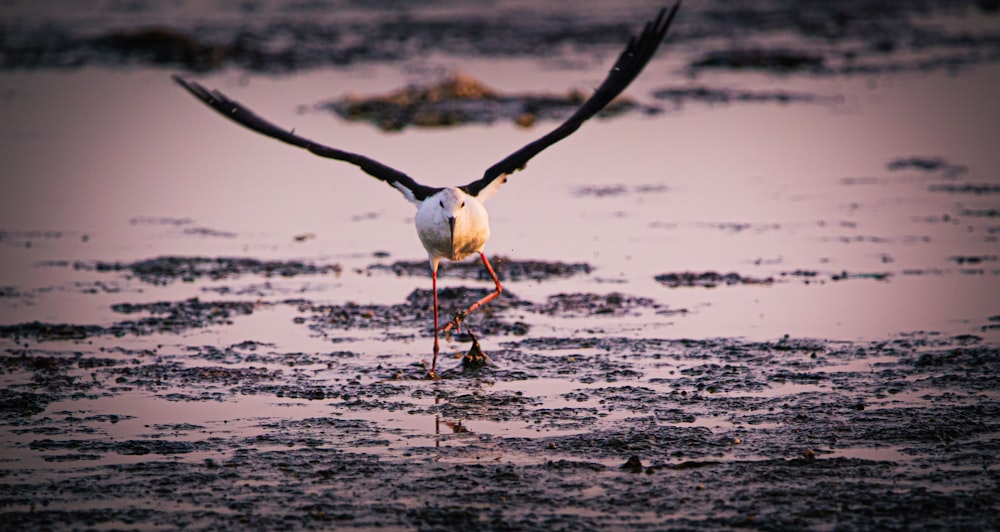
[460,3,681,201]
[172,75,441,204]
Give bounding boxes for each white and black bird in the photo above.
[173,4,680,377]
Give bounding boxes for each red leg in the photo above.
[443,252,503,333]
[421,261,443,379]
[432,266,440,372]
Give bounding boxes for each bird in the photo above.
[172,3,681,378]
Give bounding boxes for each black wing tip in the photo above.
[660,2,682,36]
[171,74,217,104]
[171,73,199,94]
[640,3,680,51]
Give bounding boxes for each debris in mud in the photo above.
[79,256,341,285]
[367,257,591,282]
[620,455,644,473]
[461,331,489,369]
[655,271,774,288]
[316,73,657,131]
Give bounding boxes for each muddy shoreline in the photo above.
[2,256,998,529]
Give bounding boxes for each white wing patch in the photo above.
[472,174,507,203]
[392,181,421,205]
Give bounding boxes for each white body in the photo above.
[415,187,491,269]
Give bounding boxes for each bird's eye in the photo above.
[439,200,444,208]
[460,202,465,208]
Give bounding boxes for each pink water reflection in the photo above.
[2,55,999,341]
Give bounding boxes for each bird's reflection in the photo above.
[433,394,470,448]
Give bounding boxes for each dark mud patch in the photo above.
[316,72,657,131]
[126,214,236,237]
[0,298,257,341]
[536,292,668,318]
[653,84,841,106]
[949,255,998,265]
[929,182,1000,195]
[78,256,341,285]
[781,269,892,283]
[299,286,685,344]
[572,183,669,197]
[0,390,50,418]
[888,156,969,178]
[697,221,784,233]
[198,281,332,298]
[691,48,826,73]
[960,207,1000,218]
[0,229,88,248]
[655,271,774,288]
[302,287,531,339]
[367,256,591,282]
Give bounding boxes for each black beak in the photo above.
[448,216,456,242]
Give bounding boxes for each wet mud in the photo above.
[1,277,997,529]
[317,73,657,131]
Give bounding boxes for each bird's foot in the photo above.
[441,311,467,335]
[420,359,441,380]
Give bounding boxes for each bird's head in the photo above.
[435,188,468,215]
[433,188,469,227]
